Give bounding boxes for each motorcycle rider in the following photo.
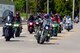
[14,11,22,33]
[15,12,22,23]
[28,14,35,22]
[2,11,14,37]
[64,15,73,29]
[55,13,60,24]
[43,14,51,27]
[27,14,35,32]
[74,16,79,23]
[43,14,55,41]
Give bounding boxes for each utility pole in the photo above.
[47,0,49,14]
[72,0,75,21]
[36,0,37,15]
[79,3,80,19]
[11,0,13,2]
[26,0,28,19]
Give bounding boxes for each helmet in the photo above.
[9,11,13,17]
[44,14,49,19]
[16,12,20,16]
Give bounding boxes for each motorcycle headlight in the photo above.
[14,24,19,27]
[52,24,55,27]
[60,22,63,24]
[36,22,39,24]
[6,23,12,26]
[45,26,49,29]
[30,23,33,25]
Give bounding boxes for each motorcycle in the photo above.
[28,21,34,34]
[64,18,73,31]
[65,23,73,31]
[36,24,51,44]
[13,21,21,37]
[58,22,63,33]
[4,22,13,41]
[35,20,39,34]
[35,18,43,34]
[51,22,59,37]
[74,17,79,23]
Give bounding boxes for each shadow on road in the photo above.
[19,36,27,37]
[8,40,24,42]
[60,32,66,34]
[69,30,75,32]
[42,42,60,45]
[50,38,60,40]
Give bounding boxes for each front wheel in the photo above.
[5,29,11,41]
[15,28,20,37]
[37,31,46,44]
[29,30,33,34]
[54,33,58,37]
[67,29,70,32]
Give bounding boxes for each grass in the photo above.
[20,13,27,19]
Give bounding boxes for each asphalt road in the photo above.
[0,23,80,53]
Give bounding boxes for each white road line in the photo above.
[0,37,4,39]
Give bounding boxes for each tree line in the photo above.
[8,0,80,17]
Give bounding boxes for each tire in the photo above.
[29,31,33,34]
[39,35,45,44]
[5,29,11,41]
[37,34,41,44]
[15,28,20,37]
[67,29,70,32]
[37,31,46,44]
[29,28,34,34]
[58,29,61,33]
[58,26,62,33]
[54,33,58,37]
[5,36,10,41]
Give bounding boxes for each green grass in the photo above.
[21,13,30,20]
[21,13,26,18]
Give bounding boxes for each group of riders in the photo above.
[27,13,78,44]
[2,11,79,43]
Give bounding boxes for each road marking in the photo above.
[0,37,4,39]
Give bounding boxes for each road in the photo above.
[0,23,80,53]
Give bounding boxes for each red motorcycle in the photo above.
[28,21,34,34]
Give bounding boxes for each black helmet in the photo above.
[9,11,13,17]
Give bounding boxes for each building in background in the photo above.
[0,0,15,24]
[0,0,15,17]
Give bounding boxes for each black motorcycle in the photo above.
[4,22,13,41]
